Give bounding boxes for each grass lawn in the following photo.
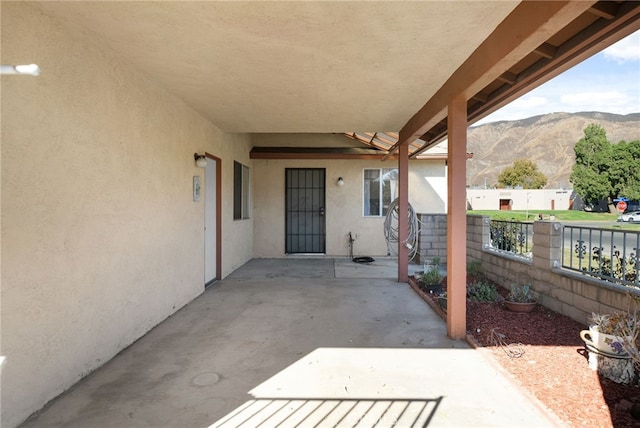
[468,210,640,231]
[468,210,618,222]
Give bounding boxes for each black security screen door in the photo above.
[285,168,326,254]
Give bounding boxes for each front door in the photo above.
[285,168,326,254]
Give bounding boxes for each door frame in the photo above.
[205,153,222,285]
[284,168,326,254]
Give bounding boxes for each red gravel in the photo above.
[412,280,640,427]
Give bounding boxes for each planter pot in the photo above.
[580,326,631,357]
[581,326,635,384]
[423,283,443,294]
[438,297,447,311]
[504,300,536,313]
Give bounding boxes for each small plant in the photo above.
[421,266,443,286]
[588,311,634,336]
[506,283,536,303]
[614,295,640,370]
[467,281,499,302]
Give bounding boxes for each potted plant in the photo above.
[580,311,634,356]
[504,283,537,313]
[420,265,444,294]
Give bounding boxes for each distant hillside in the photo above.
[467,112,640,189]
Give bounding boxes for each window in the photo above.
[363,168,398,216]
[233,161,250,220]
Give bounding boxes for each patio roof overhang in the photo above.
[30,1,639,146]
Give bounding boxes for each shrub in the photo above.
[421,267,443,285]
[506,283,536,303]
[467,281,499,302]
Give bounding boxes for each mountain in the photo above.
[466,112,640,189]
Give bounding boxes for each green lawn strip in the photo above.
[468,210,619,222]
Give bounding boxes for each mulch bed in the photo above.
[408,277,640,427]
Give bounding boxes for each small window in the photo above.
[363,168,398,216]
[234,161,250,220]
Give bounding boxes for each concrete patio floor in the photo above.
[20,258,560,427]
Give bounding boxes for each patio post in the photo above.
[398,142,409,283]
[446,96,467,339]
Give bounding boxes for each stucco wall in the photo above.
[1,4,252,427]
[251,134,446,258]
[220,134,254,276]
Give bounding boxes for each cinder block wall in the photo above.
[417,214,448,265]
[466,215,639,325]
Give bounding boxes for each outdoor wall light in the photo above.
[337,177,344,187]
[0,64,40,76]
[194,153,207,168]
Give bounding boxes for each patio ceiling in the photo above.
[32,1,640,152]
[32,1,517,133]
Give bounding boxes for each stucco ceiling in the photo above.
[34,1,520,133]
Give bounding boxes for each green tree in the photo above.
[570,124,640,205]
[570,124,612,205]
[497,159,547,189]
[607,140,640,201]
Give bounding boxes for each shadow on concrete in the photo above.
[211,397,442,427]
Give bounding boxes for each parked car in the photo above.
[618,211,640,222]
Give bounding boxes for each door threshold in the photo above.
[286,253,327,257]
[205,279,219,289]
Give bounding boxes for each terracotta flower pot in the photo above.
[504,300,536,313]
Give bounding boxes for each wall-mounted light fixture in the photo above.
[337,177,344,187]
[0,64,40,76]
[194,153,207,168]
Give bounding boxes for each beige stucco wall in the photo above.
[1,4,252,427]
[251,134,446,258]
[220,133,254,276]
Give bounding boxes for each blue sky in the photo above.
[475,30,640,125]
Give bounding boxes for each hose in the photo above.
[383,198,422,260]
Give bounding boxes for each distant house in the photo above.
[467,188,572,211]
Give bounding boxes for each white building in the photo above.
[467,188,572,211]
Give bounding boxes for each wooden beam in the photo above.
[396,1,594,149]
[533,42,557,59]
[446,97,467,340]
[497,71,518,85]
[397,143,409,283]
[589,2,618,20]
[250,147,389,160]
[471,91,490,103]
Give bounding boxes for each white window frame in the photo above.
[363,167,399,217]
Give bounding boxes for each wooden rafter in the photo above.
[387,0,638,152]
[467,0,640,124]
[395,1,594,151]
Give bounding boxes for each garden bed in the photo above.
[408,277,640,427]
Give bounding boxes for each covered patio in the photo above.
[20,258,559,427]
[3,2,640,426]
